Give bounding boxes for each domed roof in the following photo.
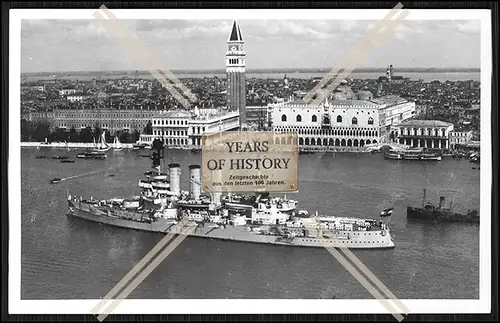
[356,90,374,101]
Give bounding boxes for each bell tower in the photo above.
[226,20,247,130]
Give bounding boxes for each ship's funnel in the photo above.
[439,196,446,209]
[168,163,181,195]
[212,192,222,205]
[189,165,201,201]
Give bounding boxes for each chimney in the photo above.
[189,165,201,201]
[168,163,181,195]
[439,196,446,209]
[212,192,222,206]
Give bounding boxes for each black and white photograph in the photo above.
[8,7,492,317]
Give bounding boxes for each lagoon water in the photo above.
[20,148,480,300]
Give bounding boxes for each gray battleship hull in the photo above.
[67,206,395,249]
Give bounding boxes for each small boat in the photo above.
[50,178,63,184]
[108,174,115,177]
[60,159,76,163]
[35,156,47,159]
[52,156,69,160]
[76,151,107,159]
[95,131,111,152]
[384,151,403,160]
[132,143,147,150]
[420,153,442,161]
[90,152,107,160]
[113,136,123,151]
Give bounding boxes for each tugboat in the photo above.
[407,188,479,224]
[50,178,63,184]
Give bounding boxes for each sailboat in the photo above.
[95,131,111,152]
[114,135,123,151]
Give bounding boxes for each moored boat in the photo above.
[113,136,123,151]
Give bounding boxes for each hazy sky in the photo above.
[21,19,481,73]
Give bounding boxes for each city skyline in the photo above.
[21,19,481,73]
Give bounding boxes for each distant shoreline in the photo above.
[22,67,481,77]
[21,142,135,149]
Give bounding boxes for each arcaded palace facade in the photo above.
[271,92,416,150]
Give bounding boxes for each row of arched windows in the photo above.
[229,58,239,64]
[275,127,378,137]
[282,114,374,125]
[298,137,378,147]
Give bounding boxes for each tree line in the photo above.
[21,119,153,144]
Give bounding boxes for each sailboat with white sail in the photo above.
[95,131,111,152]
[114,135,123,151]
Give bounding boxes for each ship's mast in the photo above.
[422,188,426,209]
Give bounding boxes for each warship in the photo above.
[407,189,479,224]
[66,139,396,249]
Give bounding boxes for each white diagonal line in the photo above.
[339,247,410,314]
[97,6,197,103]
[304,3,409,105]
[302,222,406,320]
[95,224,197,321]
[91,218,190,315]
[93,11,191,109]
[94,7,195,109]
[325,246,406,321]
[304,3,405,102]
[311,12,410,106]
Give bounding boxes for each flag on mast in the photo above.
[380,208,394,217]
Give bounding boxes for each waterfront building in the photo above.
[29,108,159,134]
[226,20,247,129]
[396,120,454,149]
[138,108,240,149]
[270,93,415,150]
[245,105,271,129]
[449,130,473,149]
[58,87,77,96]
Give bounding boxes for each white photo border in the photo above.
[9,8,492,315]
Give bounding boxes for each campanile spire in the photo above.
[226,20,247,129]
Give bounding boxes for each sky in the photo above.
[20,19,481,73]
